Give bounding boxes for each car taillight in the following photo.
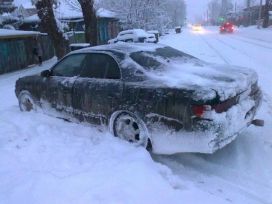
[192,105,211,117]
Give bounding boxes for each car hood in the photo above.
[144,61,258,102]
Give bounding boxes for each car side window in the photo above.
[52,54,86,77]
[80,53,121,79]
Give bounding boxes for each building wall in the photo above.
[97,18,119,44]
[0,35,54,74]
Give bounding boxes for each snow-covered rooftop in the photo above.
[96,8,116,18]
[13,0,34,9]
[22,14,40,23]
[0,29,41,39]
[56,2,117,20]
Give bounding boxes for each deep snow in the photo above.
[0,26,272,204]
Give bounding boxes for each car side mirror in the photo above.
[41,70,52,77]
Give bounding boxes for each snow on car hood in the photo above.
[144,59,258,101]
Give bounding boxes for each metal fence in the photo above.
[0,35,54,74]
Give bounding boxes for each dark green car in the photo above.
[15,43,262,154]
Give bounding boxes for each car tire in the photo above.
[18,90,37,112]
[113,112,152,151]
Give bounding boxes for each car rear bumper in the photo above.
[147,87,262,155]
[148,123,242,154]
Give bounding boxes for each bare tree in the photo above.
[208,0,221,25]
[263,0,272,27]
[246,0,257,8]
[78,0,97,45]
[97,0,185,32]
[64,0,98,45]
[35,0,69,59]
[164,0,186,27]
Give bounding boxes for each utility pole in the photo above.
[247,0,250,8]
[207,9,209,25]
[257,0,263,28]
[247,0,252,25]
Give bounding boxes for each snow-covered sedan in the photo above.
[108,29,156,44]
[15,43,263,154]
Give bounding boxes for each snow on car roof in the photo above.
[72,42,167,55]
[143,59,257,101]
[119,29,148,36]
[72,43,257,101]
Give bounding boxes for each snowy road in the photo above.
[0,26,272,204]
[158,26,272,204]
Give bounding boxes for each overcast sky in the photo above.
[185,0,211,22]
[185,0,248,22]
[13,0,251,23]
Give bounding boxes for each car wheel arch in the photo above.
[109,110,152,150]
[18,90,38,112]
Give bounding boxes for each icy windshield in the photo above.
[130,46,195,70]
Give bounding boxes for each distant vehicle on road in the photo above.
[220,22,234,33]
[108,29,156,44]
[192,24,203,31]
[16,43,262,154]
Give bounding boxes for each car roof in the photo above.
[71,43,168,56]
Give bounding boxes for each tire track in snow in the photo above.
[231,35,272,50]
[159,31,272,204]
[153,154,271,204]
[235,34,272,44]
[213,36,272,114]
[233,35,272,49]
[214,37,253,60]
[200,35,230,65]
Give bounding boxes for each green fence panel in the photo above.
[0,35,55,75]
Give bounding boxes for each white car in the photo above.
[108,29,156,44]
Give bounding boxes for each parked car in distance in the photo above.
[108,29,156,44]
[220,22,234,33]
[147,30,159,43]
[16,43,263,155]
[175,26,182,33]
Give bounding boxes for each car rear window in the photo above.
[130,47,195,70]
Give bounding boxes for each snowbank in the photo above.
[0,59,230,204]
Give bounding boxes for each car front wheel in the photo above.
[113,112,152,151]
[18,91,36,112]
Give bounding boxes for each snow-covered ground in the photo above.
[0,26,271,204]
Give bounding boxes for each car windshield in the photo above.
[130,46,195,70]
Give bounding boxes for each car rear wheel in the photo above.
[18,91,36,112]
[113,112,152,151]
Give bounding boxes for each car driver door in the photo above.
[72,53,123,124]
[40,54,87,115]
